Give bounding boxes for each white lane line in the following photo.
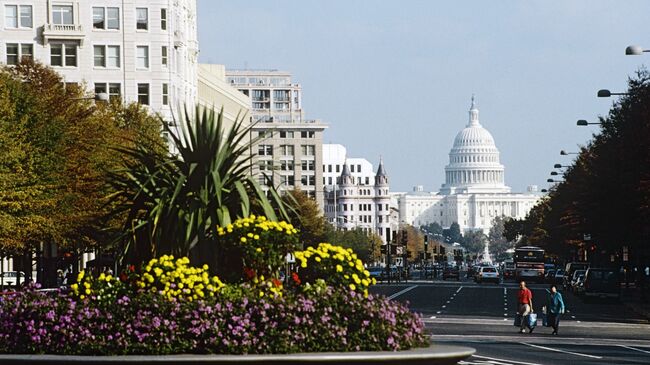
[446,301,451,304]
[618,345,650,354]
[387,285,418,300]
[521,342,602,359]
[442,305,447,308]
[436,311,442,314]
[456,286,464,294]
[471,354,543,365]
[504,287,507,295]
[429,315,437,319]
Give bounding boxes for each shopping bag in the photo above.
[514,313,522,327]
[542,313,549,327]
[527,313,538,328]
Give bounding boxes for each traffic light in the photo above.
[401,230,408,244]
[424,235,428,252]
[381,245,387,255]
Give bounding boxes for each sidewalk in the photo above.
[621,286,650,320]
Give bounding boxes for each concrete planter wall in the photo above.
[0,345,475,365]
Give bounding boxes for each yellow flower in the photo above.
[256,248,262,252]
[240,237,247,243]
[336,265,343,273]
[349,284,356,291]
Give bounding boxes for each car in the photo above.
[0,271,26,287]
[443,266,460,280]
[368,267,385,281]
[545,269,556,283]
[503,260,516,280]
[466,265,478,279]
[573,274,586,295]
[567,269,587,291]
[554,269,566,285]
[583,268,620,300]
[476,266,500,283]
[565,262,590,284]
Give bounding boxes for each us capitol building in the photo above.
[393,97,541,233]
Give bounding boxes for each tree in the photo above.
[443,222,463,244]
[108,105,291,270]
[282,189,327,247]
[462,230,486,256]
[325,226,382,264]
[421,222,443,236]
[488,216,513,260]
[398,225,424,263]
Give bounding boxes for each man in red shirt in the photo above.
[518,280,534,333]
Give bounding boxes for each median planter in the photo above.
[0,345,475,365]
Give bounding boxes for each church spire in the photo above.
[468,94,480,127]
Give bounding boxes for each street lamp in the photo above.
[547,178,564,183]
[597,89,628,98]
[550,171,559,176]
[554,164,570,169]
[560,150,578,156]
[625,45,650,55]
[541,189,548,193]
[577,119,601,126]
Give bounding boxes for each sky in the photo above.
[197,0,650,193]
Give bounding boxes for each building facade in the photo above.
[322,145,392,243]
[393,97,540,233]
[0,0,198,134]
[197,63,250,129]
[225,70,327,207]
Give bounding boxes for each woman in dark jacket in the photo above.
[546,284,565,335]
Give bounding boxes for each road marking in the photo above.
[456,286,464,294]
[520,342,602,359]
[446,300,451,304]
[470,354,543,365]
[429,315,437,319]
[442,305,447,308]
[387,285,418,300]
[436,311,441,314]
[618,345,650,354]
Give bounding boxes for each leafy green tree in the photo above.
[462,230,486,256]
[421,222,443,236]
[443,222,463,244]
[488,216,513,260]
[324,226,382,264]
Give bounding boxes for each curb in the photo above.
[0,345,475,365]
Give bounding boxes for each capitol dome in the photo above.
[439,96,511,195]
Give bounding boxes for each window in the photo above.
[94,83,107,97]
[136,46,149,69]
[136,8,148,30]
[301,131,314,138]
[301,145,315,156]
[351,165,355,173]
[4,5,17,28]
[52,5,73,25]
[336,165,340,173]
[258,160,273,171]
[301,160,315,171]
[301,175,315,186]
[328,165,332,173]
[93,7,105,29]
[5,44,18,64]
[281,160,294,171]
[160,8,167,30]
[107,8,119,29]
[279,131,294,138]
[162,83,169,105]
[280,145,294,156]
[50,43,77,67]
[258,145,273,156]
[4,44,30,65]
[161,46,168,66]
[137,83,149,105]
[108,83,121,100]
[5,5,31,28]
[281,175,295,186]
[93,45,105,67]
[107,46,120,67]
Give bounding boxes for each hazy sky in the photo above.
[197,0,650,192]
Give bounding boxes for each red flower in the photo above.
[272,278,282,287]
[291,272,301,285]
[128,265,135,272]
[243,267,256,280]
[119,272,128,282]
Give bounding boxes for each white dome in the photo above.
[439,97,511,195]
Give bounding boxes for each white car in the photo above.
[476,266,500,283]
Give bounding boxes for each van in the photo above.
[583,268,620,299]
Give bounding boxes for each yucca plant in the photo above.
[107,105,290,268]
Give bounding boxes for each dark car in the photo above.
[368,267,385,281]
[583,268,620,300]
[443,266,460,280]
[545,269,556,283]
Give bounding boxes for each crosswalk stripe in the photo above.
[520,342,602,359]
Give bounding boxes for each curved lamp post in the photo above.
[625,45,650,55]
[597,89,628,98]
[550,171,559,176]
[541,189,548,193]
[554,164,570,169]
[577,119,601,126]
[560,150,578,156]
[547,178,564,183]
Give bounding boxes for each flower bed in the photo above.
[0,216,428,355]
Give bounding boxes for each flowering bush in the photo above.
[0,285,427,355]
[70,270,126,305]
[138,255,225,301]
[216,215,299,283]
[294,243,377,297]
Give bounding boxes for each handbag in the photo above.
[527,312,538,328]
[542,313,549,327]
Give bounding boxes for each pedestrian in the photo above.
[545,284,565,335]
[517,280,534,333]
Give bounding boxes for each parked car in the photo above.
[503,260,516,280]
[0,271,26,287]
[569,269,586,290]
[554,269,566,285]
[545,269,556,283]
[573,274,586,295]
[368,267,385,281]
[583,268,620,300]
[443,266,460,281]
[476,266,500,283]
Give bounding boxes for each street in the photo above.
[371,275,650,365]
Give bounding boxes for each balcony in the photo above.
[42,23,85,46]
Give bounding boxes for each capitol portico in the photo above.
[393,97,540,233]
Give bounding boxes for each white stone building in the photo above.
[322,145,392,243]
[0,0,199,137]
[225,70,327,207]
[393,97,540,233]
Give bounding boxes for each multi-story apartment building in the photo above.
[197,63,250,129]
[322,144,392,243]
[0,0,198,135]
[225,70,327,207]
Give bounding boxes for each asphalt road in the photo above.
[370,275,650,365]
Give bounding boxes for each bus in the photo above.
[514,246,545,283]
